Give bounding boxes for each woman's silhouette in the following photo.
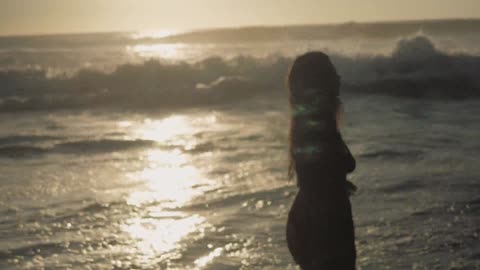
[286,52,357,269]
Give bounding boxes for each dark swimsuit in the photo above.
[286,130,356,269]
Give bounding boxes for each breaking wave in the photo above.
[0,36,479,112]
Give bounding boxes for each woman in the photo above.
[286,52,357,269]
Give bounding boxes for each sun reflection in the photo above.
[127,43,185,59]
[122,214,205,262]
[194,247,223,269]
[120,114,220,267]
[131,30,177,40]
[127,149,210,208]
[138,116,194,142]
[117,120,133,128]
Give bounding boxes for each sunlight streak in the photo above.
[194,247,223,269]
[137,116,195,142]
[121,114,220,266]
[127,43,185,59]
[131,30,177,40]
[126,149,210,207]
[122,214,205,263]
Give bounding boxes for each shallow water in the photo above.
[0,95,479,269]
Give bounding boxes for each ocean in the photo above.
[0,19,479,269]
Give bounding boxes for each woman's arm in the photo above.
[336,131,356,174]
[293,118,354,186]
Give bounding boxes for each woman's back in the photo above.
[287,132,356,269]
[285,52,357,269]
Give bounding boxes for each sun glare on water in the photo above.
[131,30,177,40]
[138,116,195,142]
[127,43,186,59]
[122,213,206,264]
[128,30,186,59]
[118,114,219,267]
[126,149,210,207]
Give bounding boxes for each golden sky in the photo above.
[1,0,479,36]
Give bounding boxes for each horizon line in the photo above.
[1,16,479,39]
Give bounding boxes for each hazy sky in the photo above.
[1,0,479,36]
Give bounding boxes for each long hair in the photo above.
[287,52,341,180]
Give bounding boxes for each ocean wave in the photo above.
[0,139,155,158]
[0,36,479,112]
[359,149,424,159]
[0,135,62,146]
[54,139,156,154]
[0,145,47,158]
[182,185,292,211]
[338,36,480,97]
[0,242,65,260]
[378,179,426,193]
